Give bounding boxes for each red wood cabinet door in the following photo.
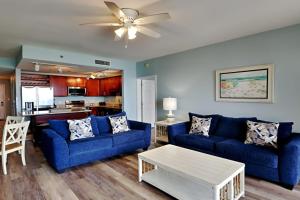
[109,76,122,96]
[50,76,67,97]
[66,77,86,87]
[66,77,77,87]
[77,78,86,88]
[86,79,99,96]
[100,78,110,96]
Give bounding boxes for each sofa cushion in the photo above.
[256,120,294,147]
[49,117,99,140]
[68,118,95,141]
[109,115,130,134]
[112,130,144,146]
[175,134,226,152]
[189,116,212,136]
[216,139,278,168]
[189,113,221,135]
[49,120,70,139]
[214,116,257,140]
[93,112,127,134]
[69,136,113,156]
[245,120,279,149]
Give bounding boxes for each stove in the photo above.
[65,100,85,108]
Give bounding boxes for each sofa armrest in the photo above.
[41,129,70,172]
[128,120,151,148]
[167,121,190,144]
[279,133,300,186]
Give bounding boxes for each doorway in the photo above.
[0,83,5,119]
[0,72,14,120]
[137,76,157,127]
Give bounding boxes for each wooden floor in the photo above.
[0,141,300,200]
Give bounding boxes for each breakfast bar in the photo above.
[22,109,91,144]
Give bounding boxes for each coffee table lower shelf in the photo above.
[142,168,212,200]
[138,158,244,200]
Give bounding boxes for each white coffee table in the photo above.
[138,145,245,200]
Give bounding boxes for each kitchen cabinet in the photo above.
[99,76,122,96]
[50,76,68,97]
[66,77,86,87]
[86,79,100,96]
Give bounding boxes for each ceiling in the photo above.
[18,59,122,77]
[1,0,300,61]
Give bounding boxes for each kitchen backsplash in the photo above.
[54,96,105,106]
[54,96,122,107]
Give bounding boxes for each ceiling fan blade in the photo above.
[134,13,170,25]
[114,35,121,41]
[79,22,122,26]
[104,1,125,20]
[137,26,161,38]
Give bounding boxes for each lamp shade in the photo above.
[163,97,177,111]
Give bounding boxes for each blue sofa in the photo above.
[41,113,151,172]
[168,113,300,188]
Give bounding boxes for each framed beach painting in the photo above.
[215,64,274,103]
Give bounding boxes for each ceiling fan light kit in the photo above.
[81,1,171,47]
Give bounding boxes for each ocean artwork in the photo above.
[220,69,268,99]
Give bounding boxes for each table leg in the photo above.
[213,186,220,200]
[241,169,245,197]
[138,157,142,182]
[229,180,234,200]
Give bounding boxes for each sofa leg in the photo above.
[281,183,294,190]
[143,147,148,151]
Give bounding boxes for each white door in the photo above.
[141,79,156,127]
[0,84,6,119]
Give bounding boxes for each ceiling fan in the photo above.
[80,1,171,47]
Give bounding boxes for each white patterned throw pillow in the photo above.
[109,115,130,134]
[245,120,279,148]
[189,116,212,136]
[68,117,94,141]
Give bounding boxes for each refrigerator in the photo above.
[21,86,54,111]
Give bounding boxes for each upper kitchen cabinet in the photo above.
[50,76,68,97]
[66,77,86,88]
[86,79,100,96]
[100,76,122,96]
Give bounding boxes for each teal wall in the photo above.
[20,45,137,119]
[137,24,300,131]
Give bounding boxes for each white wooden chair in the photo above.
[4,116,25,154]
[5,116,25,125]
[0,121,30,175]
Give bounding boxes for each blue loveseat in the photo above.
[41,112,151,172]
[168,113,300,188]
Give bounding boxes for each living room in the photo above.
[1,0,300,199]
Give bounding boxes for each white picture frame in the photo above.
[215,64,274,103]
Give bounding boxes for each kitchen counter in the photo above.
[23,109,92,144]
[87,105,122,109]
[22,109,92,117]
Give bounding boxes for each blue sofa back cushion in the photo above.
[214,116,257,140]
[256,119,294,146]
[48,117,100,139]
[188,113,222,135]
[93,112,127,134]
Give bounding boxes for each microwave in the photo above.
[68,87,86,96]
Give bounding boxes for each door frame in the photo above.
[136,75,157,124]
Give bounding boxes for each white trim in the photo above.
[215,64,274,103]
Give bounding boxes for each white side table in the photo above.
[154,120,185,143]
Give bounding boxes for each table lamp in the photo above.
[163,97,177,122]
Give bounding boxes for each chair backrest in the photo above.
[1,121,30,149]
[5,116,25,126]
